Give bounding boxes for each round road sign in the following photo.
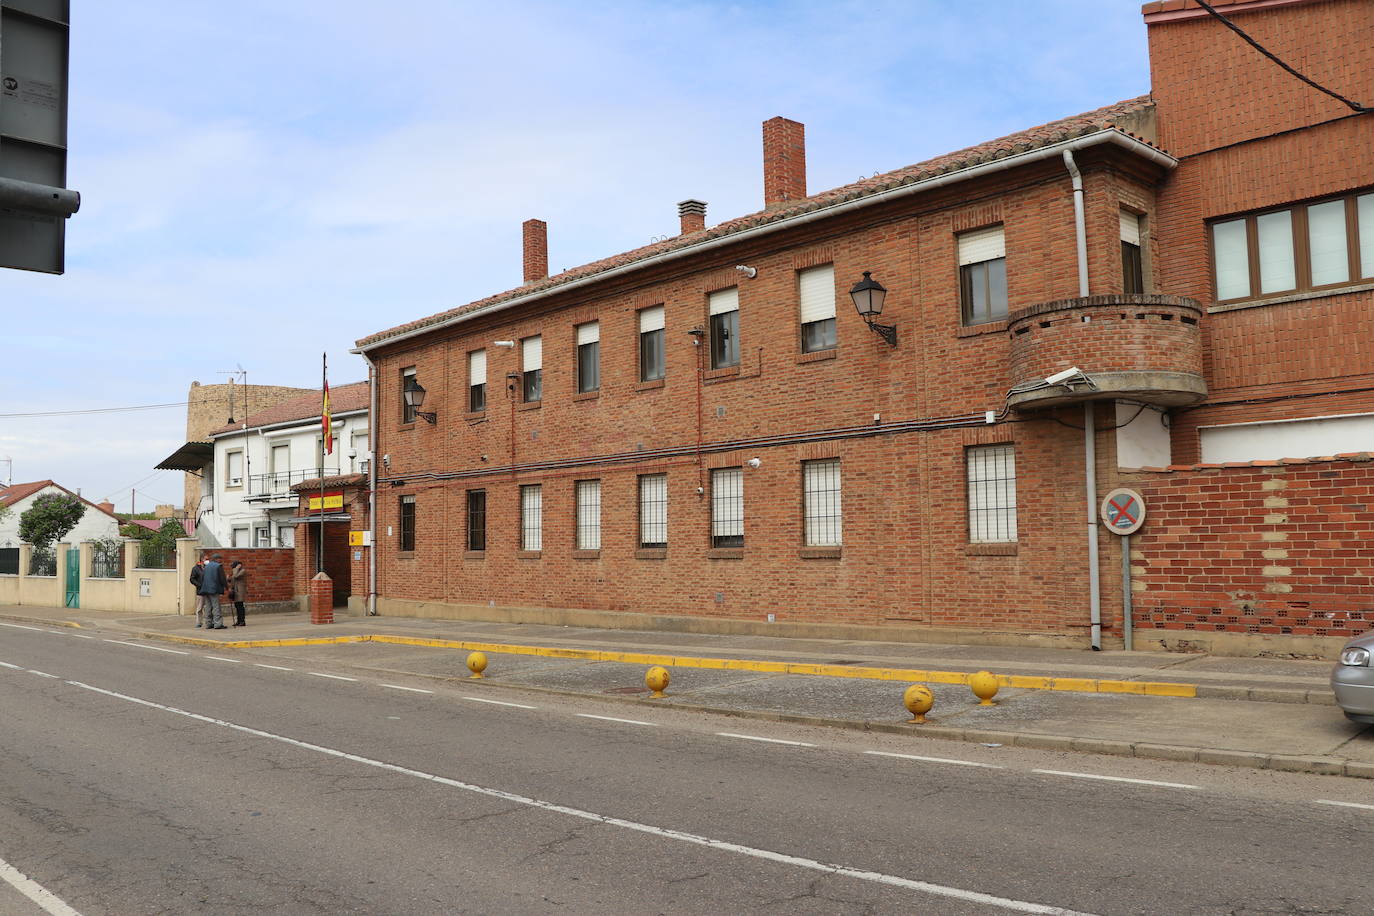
[1100,487,1145,535]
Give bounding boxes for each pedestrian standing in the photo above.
[189,554,208,628]
[198,553,228,629]
[227,559,249,627]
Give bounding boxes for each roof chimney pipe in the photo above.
[762,116,806,208]
[522,218,548,283]
[678,199,707,235]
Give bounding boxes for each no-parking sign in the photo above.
[1100,488,1145,535]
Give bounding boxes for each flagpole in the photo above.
[319,352,326,575]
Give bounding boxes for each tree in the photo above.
[18,493,86,549]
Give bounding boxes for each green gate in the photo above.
[64,547,80,608]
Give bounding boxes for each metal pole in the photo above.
[1123,533,1134,651]
[318,353,326,575]
[1086,401,1102,650]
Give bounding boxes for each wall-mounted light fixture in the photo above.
[402,377,437,425]
[849,271,897,346]
[734,265,757,279]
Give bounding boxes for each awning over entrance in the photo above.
[279,513,351,526]
[155,441,213,471]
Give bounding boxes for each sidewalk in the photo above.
[3,604,1370,779]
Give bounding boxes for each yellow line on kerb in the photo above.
[149,632,1199,697]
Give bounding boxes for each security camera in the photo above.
[493,340,516,348]
[1044,367,1083,386]
[747,457,762,469]
[382,453,391,468]
[347,448,357,459]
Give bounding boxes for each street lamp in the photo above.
[403,377,437,424]
[850,271,896,346]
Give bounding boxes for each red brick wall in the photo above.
[1125,455,1374,639]
[210,548,294,602]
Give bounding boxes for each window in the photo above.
[231,526,249,547]
[958,225,1007,324]
[225,450,244,488]
[639,306,665,382]
[1211,191,1374,302]
[967,445,1017,543]
[1121,209,1144,294]
[709,288,739,368]
[521,336,542,402]
[798,264,836,352]
[638,474,667,548]
[398,495,416,551]
[576,322,600,393]
[468,349,486,413]
[802,459,842,547]
[520,485,542,551]
[401,366,417,423]
[350,430,368,472]
[254,526,271,548]
[710,467,743,548]
[575,480,601,550]
[466,490,486,552]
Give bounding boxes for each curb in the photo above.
[0,614,83,629]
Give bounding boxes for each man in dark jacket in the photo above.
[189,555,207,628]
[197,553,228,629]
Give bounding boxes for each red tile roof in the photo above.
[209,381,369,437]
[356,95,1157,350]
[0,479,122,519]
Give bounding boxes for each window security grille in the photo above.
[575,480,601,550]
[711,467,744,548]
[521,485,542,552]
[638,474,667,548]
[967,444,1017,543]
[802,459,842,546]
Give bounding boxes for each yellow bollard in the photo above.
[645,665,670,698]
[903,684,934,724]
[968,670,999,705]
[466,651,488,679]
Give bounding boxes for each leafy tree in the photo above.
[18,493,86,549]
[0,502,11,525]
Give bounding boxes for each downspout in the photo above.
[361,352,379,615]
[1063,149,1102,651]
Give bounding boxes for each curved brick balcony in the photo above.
[1006,294,1206,410]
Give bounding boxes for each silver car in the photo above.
[1332,632,1374,724]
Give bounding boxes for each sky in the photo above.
[0,0,1152,513]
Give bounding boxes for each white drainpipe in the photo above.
[1063,149,1102,651]
[361,351,379,616]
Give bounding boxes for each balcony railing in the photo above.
[243,467,338,502]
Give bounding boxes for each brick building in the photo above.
[351,0,1372,656]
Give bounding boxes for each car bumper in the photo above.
[1331,665,1374,721]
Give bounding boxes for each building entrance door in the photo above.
[64,547,80,608]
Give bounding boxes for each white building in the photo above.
[0,480,122,547]
[157,382,370,548]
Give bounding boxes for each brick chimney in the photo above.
[678,199,707,235]
[762,116,806,208]
[522,218,548,283]
[97,500,115,515]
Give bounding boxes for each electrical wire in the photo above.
[0,402,188,419]
[1195,0,1369,113]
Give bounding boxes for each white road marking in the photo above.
[1032,769,1198,790]
[309,672,358,682]
[0,623,44,631]
[69,634,94,639]
[0,661,22,670]
[254,664,294,671]
[204,656,241,663]
[382,684,433,694]
[462,696,537,709]
[865,750,1004,769]
[716,732,816,747]
[0,852,83,916]
[62,678,1097,916]
[1315,799,1374,811]
[576,714,658,726]
[27,670,59,679]
[107,641,187,655]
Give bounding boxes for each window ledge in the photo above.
[635,548,668,559]
[635,378,665,392]
[396,550,417,559]
[398,421,417,430]
[463,550,486,559]
[1208,279,1374,314]
[573,391,600,402]
[704,366,740,381]
[965,542,1018,556]
[956,318,1009,338]
[799,546,842,559]
[463,410,486,422]
[798,348,837,364]
[572,549,601,559]
[706,547,744,559]
[517,400,542,412]
[517,550,542,559]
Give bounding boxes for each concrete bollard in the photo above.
[968,670,999,706]
[903,684,934,724]
[466,651,488,679]
[645,666,670,698]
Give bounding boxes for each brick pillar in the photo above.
[762,117,806,207]
[310,571,334,624]
[522,218,548,283]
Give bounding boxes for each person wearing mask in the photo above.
[227,559,249,627]
[188,554,208,628]
[198,553,228,629]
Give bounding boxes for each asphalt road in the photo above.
[1,624,1370,915]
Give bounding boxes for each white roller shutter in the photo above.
[708,287,739,316]
[576,322,599,345]
[1119,210,1141,245]
[639,305,665,333]
[798,264,835,324]
[468,350,486,385]
[522,336,542,371]
[958,226,1005,266]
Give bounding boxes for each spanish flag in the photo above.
[322,353,333,456]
